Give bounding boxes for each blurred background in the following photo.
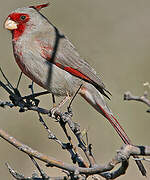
[0,0,150,179]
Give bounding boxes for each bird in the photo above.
[4,3,146,176]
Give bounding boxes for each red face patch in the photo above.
[8,13,30,40]
[9,13,30,24]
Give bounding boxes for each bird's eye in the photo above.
[20,15,26,20]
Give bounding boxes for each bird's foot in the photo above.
[50,107,58,118]
[50,96,71,119]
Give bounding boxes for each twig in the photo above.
[6,163,28,180]
[16,72,23,89]
[0,101,14,108]
[22,91,50,100]
[6,162,68,180]
[68,84,82,109]
[37,113,67,148]
[59,109,96,167]
[0,67,14,90]
[29,155,49,180]
[124,91,150,110]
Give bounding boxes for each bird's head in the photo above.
[4,3,49,40]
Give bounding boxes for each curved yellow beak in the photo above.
[4,18,18,30]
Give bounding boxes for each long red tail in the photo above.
[99,105,131,144]
[99,105,146,176]
[80,83,146,176]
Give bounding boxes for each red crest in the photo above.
[30,3,49,11]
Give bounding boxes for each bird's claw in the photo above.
[50,107,57,118]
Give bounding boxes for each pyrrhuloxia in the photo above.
[4,3,146,176]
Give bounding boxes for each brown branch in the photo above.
[0,128,132,177]
[0,77,149,178]
[6,162,68,180]
[38,113,88,168]
[124,91,150,108]
[58,110,95,168]
[101,161,129,179]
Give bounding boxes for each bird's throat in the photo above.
[12,24,26,41]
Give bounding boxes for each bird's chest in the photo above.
[13,41,38,83]
[12,41,82,96]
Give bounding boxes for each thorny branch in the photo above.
[0,129,141,178]
[0,73,149,179]
[1,126,150,179]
